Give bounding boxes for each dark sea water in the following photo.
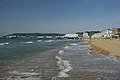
[0,39,120,80]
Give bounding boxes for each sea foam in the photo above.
[9,70,39,76]
[25,41,33,44]
[58,50,64,55]
[63,46,71,50]
[57,71,69,78]
[37,40,41,42]
[45,40,54,42]
[70,43,78,46]
[55,56,61,60]
[55,56,72,78]
[0,42,9,46]
[8,70,40,80]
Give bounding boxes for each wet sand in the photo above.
[85,39,120,60]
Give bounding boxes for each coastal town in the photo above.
[1,27,120,39]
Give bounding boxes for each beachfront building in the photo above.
[91,29,112,39]
[102,29,112,38]
[83,32,89,38]
[91,33,102,39]
[63,34,79,39]
[111,28,120,38]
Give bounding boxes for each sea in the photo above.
[0,38,120,80]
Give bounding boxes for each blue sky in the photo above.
[0,0,120,35]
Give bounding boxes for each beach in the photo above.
[87,39,120,60]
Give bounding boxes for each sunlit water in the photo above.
[0,39,120,80]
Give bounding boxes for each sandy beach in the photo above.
[87,39,120,60]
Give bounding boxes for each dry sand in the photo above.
[86,39,120,60]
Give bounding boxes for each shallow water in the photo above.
[0,39,120,80]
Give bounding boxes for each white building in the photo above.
[91,33,103,39]
[102,29,112,38]
[83,32,89,38]
[63,34,79,39]
[91,29,112,39]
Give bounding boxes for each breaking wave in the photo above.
[7,70,40,80]
[37,40,41,42]
[58,50,64,55]
[105,55,118,61]
[70,43,78,46]
[55,56,72,78]
[24,41,33,44]
[55,56,61,61]
[63,46,71,50]
[0,42,9,46]
[45,40,54,42]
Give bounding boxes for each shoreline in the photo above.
[84,39,120,61]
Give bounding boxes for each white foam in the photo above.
[57,60,72,78]
[57,60,72,72]
[105,55,118,62]
[58,50,64,55]
[25,41,33,44]
[45,40,54,42]
[0,42,9,46]
[70,43,78,46]
[63,46,71,50]
[88,50,91,52]
[57,71,69,78]
[37,40,41,42]
[8,70,40,80]
[7,77,40,80]
[9,70,18,74]
[55,56,61,60]
[55,56,72,78]
[19,72,39,76]
[9,70,39,76]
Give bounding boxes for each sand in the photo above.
[86,39,120,60]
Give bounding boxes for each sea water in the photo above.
[0,39,120,80]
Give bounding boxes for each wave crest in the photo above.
[0,42,9,46]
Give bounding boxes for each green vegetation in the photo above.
[85,31,101,38]
[76,31,100,38]
[1,33,65,39]
[12,33,65,36]
[76,32,83,37]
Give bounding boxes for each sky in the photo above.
[0,0,120,36]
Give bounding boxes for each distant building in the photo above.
[111,28,120,38]
[91,29,112,39]
[83,32,89,38]
[91,33,102,39]
[91,28,120,39]
[102,29,112,38]
[63,34,79,39]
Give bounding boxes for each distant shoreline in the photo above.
[84,39,120,61]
